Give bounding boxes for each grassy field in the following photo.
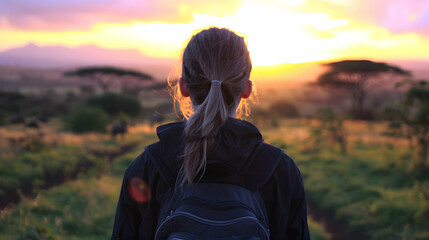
[261,119,429,240]
[0,127,158,240]
[1,119,427,239]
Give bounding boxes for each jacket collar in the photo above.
[155,118,264,174]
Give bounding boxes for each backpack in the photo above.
[146,142,283,240]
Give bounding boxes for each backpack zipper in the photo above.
[155,211,270,239]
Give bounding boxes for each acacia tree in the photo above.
[64,67,153,92]
[387,79,429,172]
[316,60,410,119]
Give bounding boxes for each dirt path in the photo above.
[307,199,364,240]
[0,143,137,210]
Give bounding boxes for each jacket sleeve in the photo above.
[111,151,160,240]
[260,154,311,240]
[285,157,310,240]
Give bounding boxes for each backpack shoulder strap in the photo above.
[243,142,284,192]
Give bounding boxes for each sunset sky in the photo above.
[1,0,429,66]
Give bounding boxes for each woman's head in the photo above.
[175,27,253,186]
[180,27,252,113]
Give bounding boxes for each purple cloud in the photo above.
[380,0,429,34]
[2,0,428,36]
[0,0,240,30]
[299,0,429,35]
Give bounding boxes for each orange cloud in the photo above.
[1,0,428,66]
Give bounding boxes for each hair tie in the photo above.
[211,80,222,85]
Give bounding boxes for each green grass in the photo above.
[282,140,429,240]
[0,132,152,197]
[0,146,93,195]
[10,119,428,239]
[0,175,121,240]
[6,126,427,239]
[0,135,153,240]
[0,129,332,239]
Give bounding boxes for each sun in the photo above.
[0,0,350,67]
[189,1,346,66]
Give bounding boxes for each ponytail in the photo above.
[179,80,228,186]
[175,27,252,187]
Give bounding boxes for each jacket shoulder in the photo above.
[243,143,284,191]
[271,152,305,197]
[144,142,178,187]
[123,148,154,179]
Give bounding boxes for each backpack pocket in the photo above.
[155,183,270,240]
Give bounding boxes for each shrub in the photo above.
[86,93,142,117]
[0,110,6,126]
[65,107,110,133]
[0,91,25,113]
[269,99,299,118]
[314,107,347,154]
[387,80,429,173]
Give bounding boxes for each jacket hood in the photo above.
[154,118,264,178]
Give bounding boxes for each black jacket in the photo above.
[112,118,310,239]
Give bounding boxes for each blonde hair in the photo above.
[170,27,253,187]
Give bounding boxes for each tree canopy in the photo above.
[324,60,409,75]
[316,60,411,119]
[64,66,154,92]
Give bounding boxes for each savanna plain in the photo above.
[0,65,428,240]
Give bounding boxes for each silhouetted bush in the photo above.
[0,110,6,126]
[86,93,142,117]
[350,108,374,121]
[65,107,110,133]
[269,100,299,118]
[0,91,26,114]
[0,91,73,118]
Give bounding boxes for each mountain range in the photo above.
[0,44,427,82]
[0,44,176,78]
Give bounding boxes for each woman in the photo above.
[112,27,310,239]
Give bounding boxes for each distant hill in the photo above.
[0,44,176,79]
[0,44,427,83]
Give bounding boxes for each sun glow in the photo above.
[0,0,349,66]
[186,2,350,65]
[1,0,429,68]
